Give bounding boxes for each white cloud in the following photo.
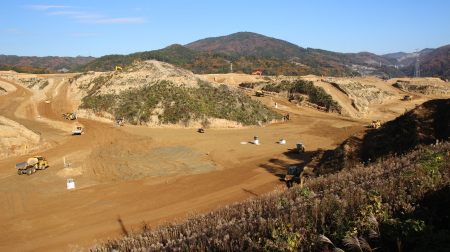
[47,11,84,16]
[67,34,102,37]
[79,17,147,24]
[72,15,105,19]
[25,5,71,10]
[5,29,23,34]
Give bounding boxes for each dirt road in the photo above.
[0,73,432,251]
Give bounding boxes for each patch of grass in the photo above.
[39,80,49,90]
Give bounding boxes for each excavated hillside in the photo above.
[309,98,450,175]
[364,98,450,160]
[393,78,450,96]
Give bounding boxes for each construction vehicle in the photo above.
[403,95,412,101]
[45,99,51,104]
[62,113,77,120]
[285,165,301,188]
[369,120,381,129]
[251,70,263,75]
[16,156,49,175]
[295,143,305,153]
[115,66,123,70]
[255,90,264,97]
[72,126,83,135]
[113,118,124,126]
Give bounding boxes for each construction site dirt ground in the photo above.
[0,72,447,251]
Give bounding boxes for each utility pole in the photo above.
[414,49,420,78]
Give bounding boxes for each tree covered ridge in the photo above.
[0,63,51,74]
[74,44,357,77]
[0,55,94,72]
[79,78,282,126]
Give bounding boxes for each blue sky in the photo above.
[1,0,449,58]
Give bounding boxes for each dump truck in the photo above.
[62,113,77,120]
[72,126,83,135]
[17,156,48,175]
[285,165,301,188]
[255,90,264,97]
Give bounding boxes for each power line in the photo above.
[414,49,420,78]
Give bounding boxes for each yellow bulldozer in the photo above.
[369,120,382,129]
[62,113,77,120]
[16,156,49,175]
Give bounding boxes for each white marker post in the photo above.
[67,179,75,189]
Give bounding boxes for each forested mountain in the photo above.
[0,63,52,74]
[346,52,398,66]
[74,43,358,76]
[0,55,94,72]
[1,32,448,78]
[185,32,360,75]
[384,48,435,66]
[383,52,408,60]
[401,45,450,78]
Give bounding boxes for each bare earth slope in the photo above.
[0,69,447,251]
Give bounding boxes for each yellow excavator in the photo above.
[115,66,123,70]
[62,113,77,120]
